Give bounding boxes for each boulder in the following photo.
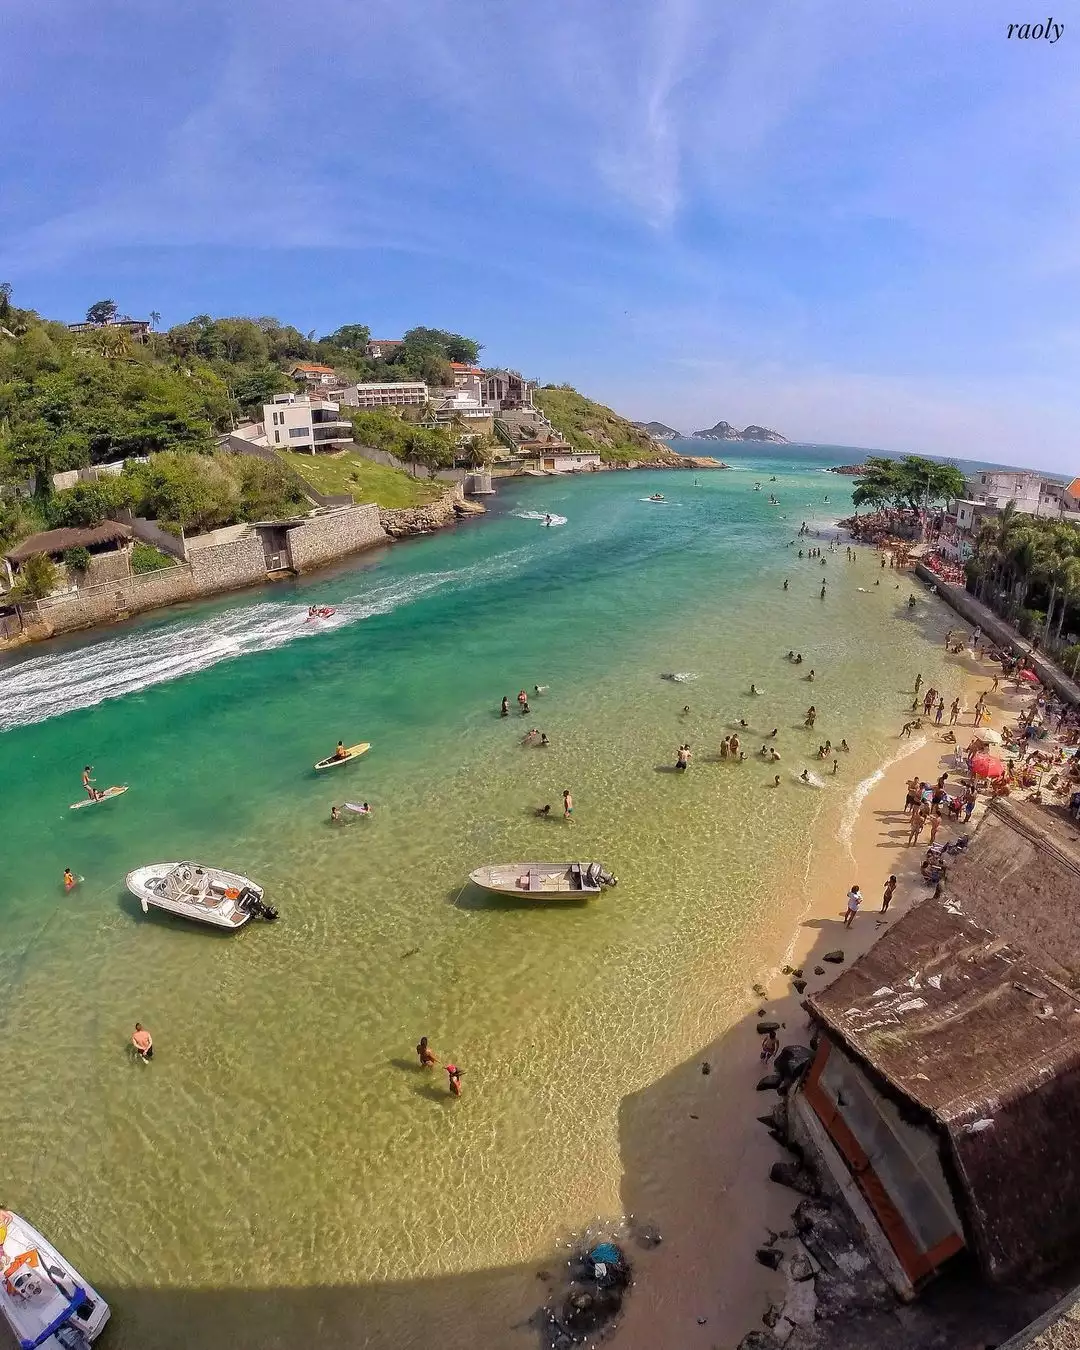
[773,1044,813,1082]
[756,1072,782,1091]
[792,978,807,994]
[792,967,803,978]
[755,1246,783,1270]
[756,1020,780,1034]
[822,950,845,963]
[814,965,825,975]
[737,1333,782,1350]
[787,1252,815,1283]
[752,983,768,998]
[769,1161,818,1196]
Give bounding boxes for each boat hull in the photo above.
[468,862,613,900]
[126,863,264,929]
[0,1210,110,1349]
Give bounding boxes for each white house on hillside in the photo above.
[352,381,428,409]
[262,394,352,453]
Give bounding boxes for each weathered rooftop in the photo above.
[945,797,1080,988]
[809,899,1080,1280]
[5,522,134,563]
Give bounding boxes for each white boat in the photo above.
[0,1209,109,1350]
[125,862,277,929]
[469,861,617,900]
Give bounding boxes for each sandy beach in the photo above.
[613,627,1011,1349]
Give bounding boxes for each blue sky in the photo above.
[2,0,1077,468]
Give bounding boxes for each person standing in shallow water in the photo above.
[417,1036,438,1068]
[562,789,573,823]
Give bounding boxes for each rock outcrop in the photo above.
[379,485,485,539]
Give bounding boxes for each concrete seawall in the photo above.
[914,564,1080,707]
[1,490,484,649]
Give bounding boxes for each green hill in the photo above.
[533,386,670,463]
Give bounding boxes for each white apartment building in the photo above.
[353,381,428,409]
[963,469,1068,516]
[262,394,353,453]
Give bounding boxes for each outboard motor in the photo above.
[55,1323,93,1350]
[586,862,618,889]
[238,889,279,922]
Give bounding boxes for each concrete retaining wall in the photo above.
[914,566,1080,707]
[285,505,387,571]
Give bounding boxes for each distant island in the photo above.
[632,421,681,440]
[828,464,866,476]
[690,421,788,443]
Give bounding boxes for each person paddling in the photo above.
[82,765,100,801]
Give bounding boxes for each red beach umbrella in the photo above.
[970,752,1004,779]
[1019,669,1039,684]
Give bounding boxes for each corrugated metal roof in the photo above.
[809,898,1080,1280]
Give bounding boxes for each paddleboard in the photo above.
[314,743,370,771]
[70,785,129,810]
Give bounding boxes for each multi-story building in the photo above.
[67,316,151,340]
[481,369,534,411]
[955,468,1080,531]
[352,381,428,409]
[262,394,352,453]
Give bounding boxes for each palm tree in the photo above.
[149,310,161,331]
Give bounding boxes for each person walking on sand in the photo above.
[416,1036,438,1068]
[131,1023,153,1061]
[844,884,863,928]
[914,672,923,695]
[935,698,945,725]
[881,875,897,913]
[907,805,927,846]
[760,1030,779,1063]
[562,789,574,823]
[929,810,942,844]
[991,673,1000,693]
[949,698,961,726]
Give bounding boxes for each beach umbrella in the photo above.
[971,751,1005,779]
[977,728,1003,745]
[1019,669,1039,684]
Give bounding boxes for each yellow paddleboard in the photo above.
[314,743,370,771]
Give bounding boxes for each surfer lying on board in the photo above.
[82,766,102,801]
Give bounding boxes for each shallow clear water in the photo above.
[0,447,956,1347]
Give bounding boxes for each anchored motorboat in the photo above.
[469,860,618,900]
[126,862,277,929]
[0,1209,110,1350]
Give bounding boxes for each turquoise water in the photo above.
[0,447,956,1348]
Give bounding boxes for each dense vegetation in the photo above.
[850,456,966,512]
[965,504,1080,659]
[532,386,660,462]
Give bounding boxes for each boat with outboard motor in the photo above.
[125,862,277,929]
[0,1209,110,1350]
[469,860,617,900]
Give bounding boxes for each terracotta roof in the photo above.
[449,362,483,373]
[6,521,134,563]
[809,898,1080,1280]
[292,362,336,374]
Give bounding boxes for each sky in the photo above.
[1,0,1078,469]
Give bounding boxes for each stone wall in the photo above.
[84,548,133,586]
[285,505,387,571]
[190,533,268,589]
[379,484,484,539]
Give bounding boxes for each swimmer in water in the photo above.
[783,579,789,591]
[750,684,759,696]
[535,804,552,817]
[795,653,803,665]
[445,1064,462,1097]
[738,718,748,728]
[330,805,342,822]
[773,775,781,787]
[417,1036,438,1068]
[768,727,778,738]
[840,739,849,752]
[500,696,509,717]
[807,669,815,681]
[787,651,795,661]
[63,868,76,891]
[800,769,811,783]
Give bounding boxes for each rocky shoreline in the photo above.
[379,483,485,538]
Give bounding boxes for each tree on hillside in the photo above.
[86,299,119,326]
[0,282,12,323]
[47,479,131,529]
[320,323,370,352]
[401,327,482,366]
[232,364,290,412]
[149,311,161,330]
[850,455,964,513]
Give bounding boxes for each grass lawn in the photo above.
[277,449,445,509]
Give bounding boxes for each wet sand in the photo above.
[613,641,1013,1349]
